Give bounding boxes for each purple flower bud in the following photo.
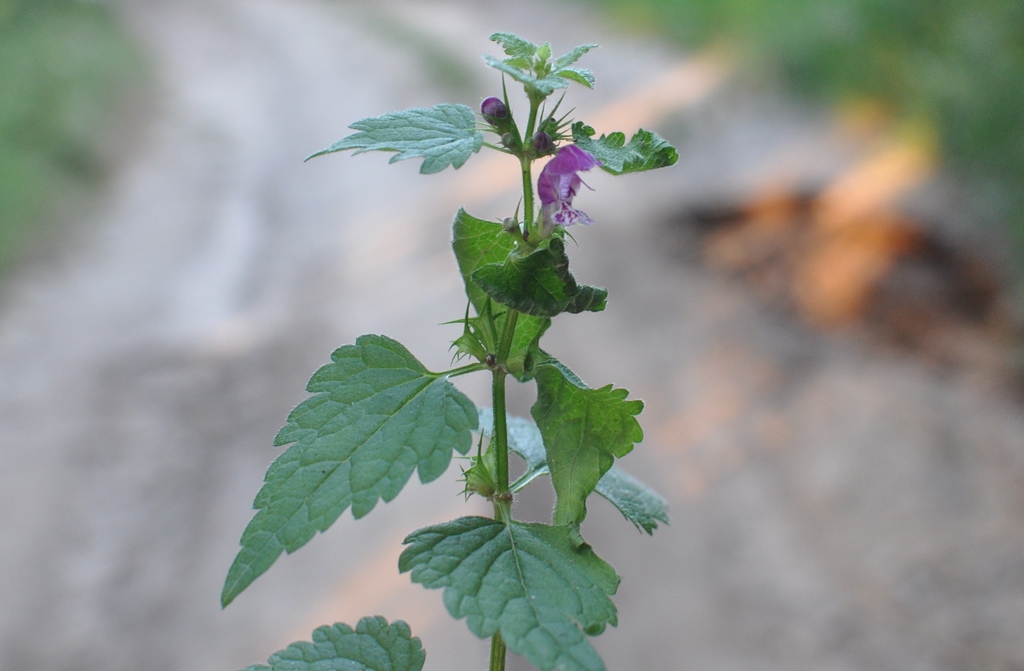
[532,131,554,154]
[480,96,508,120]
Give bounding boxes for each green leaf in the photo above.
[486,35,597,95]
[242,616,425,671]
[400,516,619,671]
[483,55,570,96]
[308,104,483,174]
[592,468,669,535]
[531,360,644,526]
[451,208,516,313]
[556,68,596,89]
[471,237,607,318]
[572,122,678,175]
[536,43,552,64]
[222,335,477,606]
[490,32,539,61]
[553,44,598,71]
[478,409,668,533]
[450,208,550,379]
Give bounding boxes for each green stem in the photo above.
[488,368,510,670]
[489,632,507,671]
[524,95,540,140]
[521,96,541,234]
[521,156,535,232]
[485,93,540,671]
[490,366,510,515]
[490,306,520,517]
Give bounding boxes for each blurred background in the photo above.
[1,1,1023,670]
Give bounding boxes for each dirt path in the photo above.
[1,1,1022,670]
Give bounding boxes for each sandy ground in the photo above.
[1,1,1022,670]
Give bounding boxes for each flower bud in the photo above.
[532,131,554,154]
[480,96,508,120]
[500,132,518,149]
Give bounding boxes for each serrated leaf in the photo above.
[222,335,477,606]
[400,516,619,671]
[471,237,607,318]
[308,104,483,174]
[572,122,678,175]
[451,209,550,379]
[478,409,668,533]
[531,360,644,526]
[242,616,425,671]
[553,44,598,71]
[490,32,539,61]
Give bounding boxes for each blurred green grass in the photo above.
[0,0,140,276]
[589,0,1024,258]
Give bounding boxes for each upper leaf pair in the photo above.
[485,32,597,96]
[453,208,606,324]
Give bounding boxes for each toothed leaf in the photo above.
[490,32,539,61]
[553,44,598,70]
[471,237,607,318]
[242,617,425,671]
[308,104,483,174]
[401,516,619,671]
[531,360,644,525]
[222,335,477,606]
[572,122,678,175]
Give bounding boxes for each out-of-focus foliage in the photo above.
[0,0,140,274]
[590,0,1024,251]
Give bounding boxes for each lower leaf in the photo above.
[243,616,425,671]
[400,516,619,671]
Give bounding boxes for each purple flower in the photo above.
[537,145,601,236]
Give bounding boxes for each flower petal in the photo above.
[537,145,600,235]
[544,202,595,227]
[537,145,600,206]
